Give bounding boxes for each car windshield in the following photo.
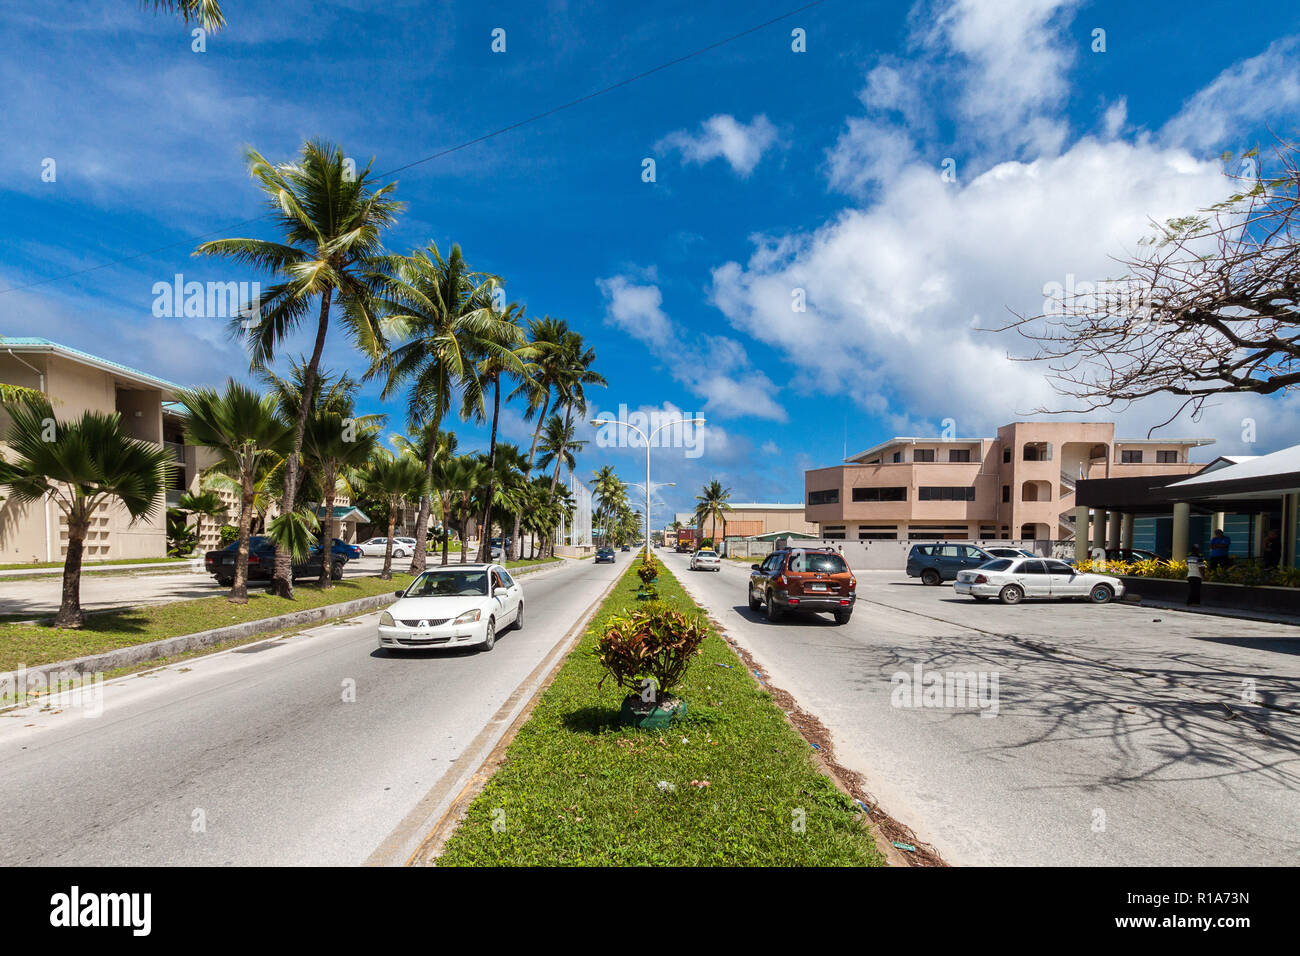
[697,550,716,556]
[980,559,1013,571]
[405,569,489,597]
[790,552,847,573]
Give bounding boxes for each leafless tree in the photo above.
[995,138,1300,426]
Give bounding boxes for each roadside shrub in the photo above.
[637,558,659,584]
[594,601,708,700]
[1077,555,1300,589]
[218,524,239,546]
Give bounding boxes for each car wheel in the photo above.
[514,603,524,631]
[393,548,406,559]
[748,587,762,611]
[998,584,1024,606]
[480,617,496,651]
[765,592,784,622]
[833,609,852,625]
[217,576,233,587]
[331,564,343,580]
[921,568,941,586]
[1089,584,1114,604]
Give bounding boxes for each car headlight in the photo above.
[380,611,395,626]
[454,609,482,624]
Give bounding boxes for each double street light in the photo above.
[590,416,706,555]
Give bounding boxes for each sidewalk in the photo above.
[1132,596,1300,629]
[0,560,199,578]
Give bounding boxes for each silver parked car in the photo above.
[954,557,1125,605]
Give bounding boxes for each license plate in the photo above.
[808,583,827,591]
[222,556,234,565]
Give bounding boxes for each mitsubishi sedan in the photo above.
[378,564,523,653]
[954,557,1125,605]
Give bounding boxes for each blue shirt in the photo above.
[1209,534,1230,558]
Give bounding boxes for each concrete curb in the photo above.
[5,559,570,693]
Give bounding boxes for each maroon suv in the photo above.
[748,548,856,624]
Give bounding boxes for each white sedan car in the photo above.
[690,549,721,571]
[954,557,1125,605]
[360,536,418,558]
[378,564,523,652]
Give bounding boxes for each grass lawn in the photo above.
[437,560,885,866]
[0,574,413,672]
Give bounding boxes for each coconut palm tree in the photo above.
[471,302,535,561]
[302,410,380,587]
[176,489,226,554]
[394,426,457,565]
[141,0,224,31]
[590,465,626,548]
[360,451,428,580]
[197,138,402,598]
[368,243,502,573]
[178,381,292,604]
[0,397,174,627]
[535,413,587,487]
[695,480,733,552]
[548,330,606,495]
[505,315,569,556]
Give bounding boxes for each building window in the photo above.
[808,489,839,506]
[1121,449,1143,464]
[914,449,935,462]
[948,449,971,463]
[858,531,897,540]
[918,486,976,501]
[1022,442,1052,461]
[1002,485,1010,503]
[1003,448,1011,463]
[823,532,846,540]
[852,486,907,502]
[892,451,902,463]
[1156,450,1178,463]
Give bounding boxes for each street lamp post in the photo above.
[591,416,705,557]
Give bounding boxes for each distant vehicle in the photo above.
[620,544,631,552]
[690,549,721,571]
[204,536,344,587]
[359,536,417,559]
[954,557,1125,605]
[379,564,523,653]
[906,543,995,585]
[675,543,691,553]
[595,547,616,563]
[1100,547,1165,565]
[984,546,1037,560]
[748,548,855,625]
[328,538,363,560]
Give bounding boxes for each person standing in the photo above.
[1186,546,1204,606]
[1262,527,1281,569]
[1208,528,1231,570]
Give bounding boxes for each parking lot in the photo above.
[668,553,1300,865]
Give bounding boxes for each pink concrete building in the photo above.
[804,422,1213,543]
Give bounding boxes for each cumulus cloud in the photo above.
[657,114,779,177]
[594,275,673,348]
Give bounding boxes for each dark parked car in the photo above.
[1101,547,1164,564]
[906,543,995,585]
[204,536,345,587]
[595,547,616,563]
[328,538,363,560]
[748,547,856,625]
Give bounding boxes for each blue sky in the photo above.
[2,0,1299,529]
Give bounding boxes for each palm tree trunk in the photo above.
[409,432,438,575]
[273,294,331,598]
[549,405,572,496]
[478,376,502,562]
[53,514,88,628]
[318,465,336,588]
[231,482,255,605]
[381,507,397,580]
[440,496,451,566]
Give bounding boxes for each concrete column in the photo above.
[1073,505,1089,563]
[1091,509,1107,550]
[1107,511,1122,549]
[1121,513,1134,549]
[1285,494,1298,569]
[1253,513,1268,558]
[1171,502,1190,561]
[1213,511,1226,534]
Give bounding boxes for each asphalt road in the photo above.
[0,555,621,865]
[665,551,1300,866]
[0,555,474,617]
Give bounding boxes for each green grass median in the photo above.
[0,575,414,672]
[438,560,885,866]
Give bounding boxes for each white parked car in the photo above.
[360,536,418,558]
[690,549,721,571]
[954,557,1125,605]
[378,564,523,652]
[984,546,1037,560]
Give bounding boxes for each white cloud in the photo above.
[657,114,779,177]
[1160,35,1300,152]
[595,275,673,348]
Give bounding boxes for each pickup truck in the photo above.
[204,536,345,587]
